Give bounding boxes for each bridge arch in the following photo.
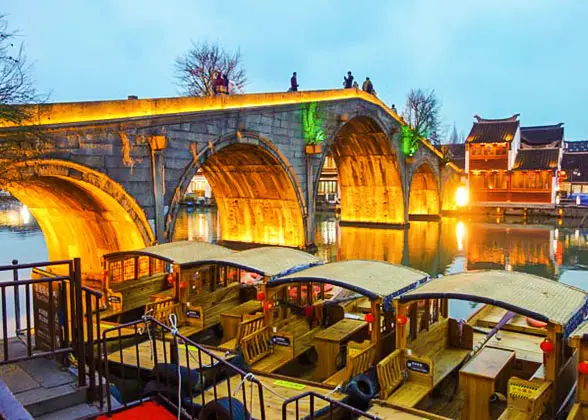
[319,115,405,225]
[3,160,152,272]
[167,132,307,248]
[408,162,441,218]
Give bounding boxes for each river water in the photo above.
[1,203,588,331]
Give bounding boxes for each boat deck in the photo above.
[107,339,229,370]
[197,372,344,419]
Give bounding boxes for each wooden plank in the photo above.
[314,319,367,343]
[460,347,515,380]
[198,372,345,420]
[368,400,450,420]
[473,306,545,336]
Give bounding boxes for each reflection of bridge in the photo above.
[1,89,462,271]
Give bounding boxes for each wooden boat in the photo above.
[101,241,233,320]
[242,260,430,386]
[366,270,588,420]
[566,321,588,419]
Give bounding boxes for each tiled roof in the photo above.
[521,124,564,146]
[562,153,588,182]
[466,120,519,144]
[441,144,465,169]
[513,149,559,171]
[565,140,588,153]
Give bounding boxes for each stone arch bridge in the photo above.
[1,89,462,271]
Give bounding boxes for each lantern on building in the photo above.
[365,313,375,323]
[578,361,588,375]
[263,301,273,312]
[397,315,408,326]
[256,291,265,301]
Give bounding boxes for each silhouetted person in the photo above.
[352,81,359,88]
[362,77,374,94]
[213,72,224,95]
[223,74,230,94]
[391,104,397,113]
[290,72,299,92]
[343,71,354,89]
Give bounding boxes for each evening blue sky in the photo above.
[3,0,588,139]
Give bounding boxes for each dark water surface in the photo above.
[1,204,587,329]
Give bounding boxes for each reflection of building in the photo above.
[317,155,339,208]
[561,141,588,194]
[466,224,557,278]
[465,115,563,206]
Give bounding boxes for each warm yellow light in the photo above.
[20,205,31,225]
[456,221,465,252]
[455,187,468,207]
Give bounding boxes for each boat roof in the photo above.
[270,260,430,308]
[400,270,588,333]
[569,321,588,343]
[195,246,323,277]
[103,241,233,267]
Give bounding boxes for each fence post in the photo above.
[12,259,20,335]
[74,258,86,388]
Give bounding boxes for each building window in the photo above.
[483,173,507,190]
[318,180,337,195]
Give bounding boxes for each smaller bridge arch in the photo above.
[408,161,441,218]
[167,133,307,248]
[3,160,153,272]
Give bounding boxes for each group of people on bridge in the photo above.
[213,72,233,95]
[289,71,377,95]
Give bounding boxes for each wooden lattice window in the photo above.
[138,256,150,278]
[109,260,123,284]
[123,258,136,281]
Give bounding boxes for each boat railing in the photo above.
[0,258,104,404]
[282,391,381,420]
[101,316,268,420]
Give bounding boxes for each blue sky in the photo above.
[4,0,588,139]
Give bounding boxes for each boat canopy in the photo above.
[195,246,323,277]
[568,321,588,348]
[103,241,233,267]
[270,260,430,311]
[400,270,588,336]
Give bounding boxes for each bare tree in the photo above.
[0,15,49,181]
[175,41,246,97]
[402,88,442,143]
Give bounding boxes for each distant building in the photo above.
[317,155,339,207]
[442,144,466,170]
[184,169,214,205]
[561,140,588,195]
[465,115,563,206]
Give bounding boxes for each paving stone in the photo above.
[0,364,38,394]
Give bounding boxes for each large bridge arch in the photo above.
[319,115,405,225]
[3,160,152,272]
[408,162,441,218]
[167,132,307,248]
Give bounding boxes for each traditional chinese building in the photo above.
[561,140,588,195]
[465,115,563,206]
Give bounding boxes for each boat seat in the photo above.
[386,382,430,408]
[323,340,377,386]
[219,313,265,352]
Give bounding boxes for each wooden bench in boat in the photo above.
[244,318,321,373]
[107,273,168,314]
[377,318,473,408]
[377,349,433,407]
[497,377,551,419]
[145,298,184,328]
[219,313,265,351]
[219,300,262,343]
[323,340,377,386]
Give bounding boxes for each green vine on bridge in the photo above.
[400,125,420,157]
[302,103,326,145]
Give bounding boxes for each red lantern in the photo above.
[540,338,554,353]
[179,281,187,289]
[166,273,174,287]
[256,291,265,301]
[263,301,273,312]
[365,313,375,323]
[579,361,588,375]
[397,315,408,326]
[303,305,314,318]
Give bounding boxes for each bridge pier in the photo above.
[149,135,167,244]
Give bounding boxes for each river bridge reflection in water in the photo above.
[1,204,588,327]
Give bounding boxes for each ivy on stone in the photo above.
[302,103,326,146]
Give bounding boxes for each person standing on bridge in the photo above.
[213,72,224,95]
[223,74,230,94]
[343,71,354,88]
[362,77,374,94]
[290,72,299,92]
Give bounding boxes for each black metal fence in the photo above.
[282,391,381,420]
[0,258,103,403]
[101,316,267,419]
